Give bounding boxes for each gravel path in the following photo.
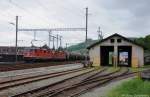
[79,77,134,97]
[0,63,83,78]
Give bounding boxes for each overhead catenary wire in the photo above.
[3,0,87,47]
[0,1,15,19]
[36,0,83,18]
[65,0,85,16]
[9,0,50,25]
[35,0,84,29]
[7,0,52,47]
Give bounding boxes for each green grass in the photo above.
[107,78,150,97]
[107,67,120,72]
[143,65,150,68]
[129,65,150,72]
[129,67,145,72]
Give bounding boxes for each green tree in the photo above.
[145,35,150,50]
[135,35,150,51]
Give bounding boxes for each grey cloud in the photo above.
[0,0,150,46]
[94,0,150,35]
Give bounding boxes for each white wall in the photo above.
[89,44,100,66]
[88,36,144,67]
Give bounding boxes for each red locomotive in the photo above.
[23,47,88,62]
[0,46,88,62]
[23,47,66,62]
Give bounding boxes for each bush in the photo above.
[107,78,150,97]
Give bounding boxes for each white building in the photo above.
[87,33,144,67]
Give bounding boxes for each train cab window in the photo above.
[3,49,5,52]
[110,39,115,43]
[117,39,122,43]
[6,49,8,52]
[34,49,37,53]
[44,50,46,53]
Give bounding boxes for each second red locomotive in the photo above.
[23,47,87,62]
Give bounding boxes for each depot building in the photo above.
[87,33,144,67]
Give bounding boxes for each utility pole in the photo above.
[59,36,62,48]
[56,34,59,49]
[34,31,36,40]
[48,31,51,48]
[66,43,68,51]
[15,16,18,63]
[84,7,89,65]
[97,26,100,40]
[85,7,88,42]
[52,36,55,50]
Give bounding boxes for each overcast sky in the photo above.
[0,0,150,47]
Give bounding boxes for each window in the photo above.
[110,39,115,43]
[30,49,33,52]
[117,39,122,43]
[34,49,37,53]
[3,49,6,52]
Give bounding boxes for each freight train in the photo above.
[0,46,89,62]
[23,47,88,62]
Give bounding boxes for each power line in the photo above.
[18,28,85,31]
[36,0,83,22]
[66,0,85,16]
[35,0,65,23]
[9,0,50,24]
[0,10,15,23]
[18,27,85,48]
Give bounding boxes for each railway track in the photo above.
[67,68,140,97]
[13,67,125,97]
[11,67,108,97]
[43,67,127,97]
[0,67,97,97]
[0,67,139,97]
[0,67,89,91]
[32,68,130,97]
[0,66,84,82]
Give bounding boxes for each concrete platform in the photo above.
[0,63,83,84]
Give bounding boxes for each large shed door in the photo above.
[100,46,114,66]
[118,46,132,67]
